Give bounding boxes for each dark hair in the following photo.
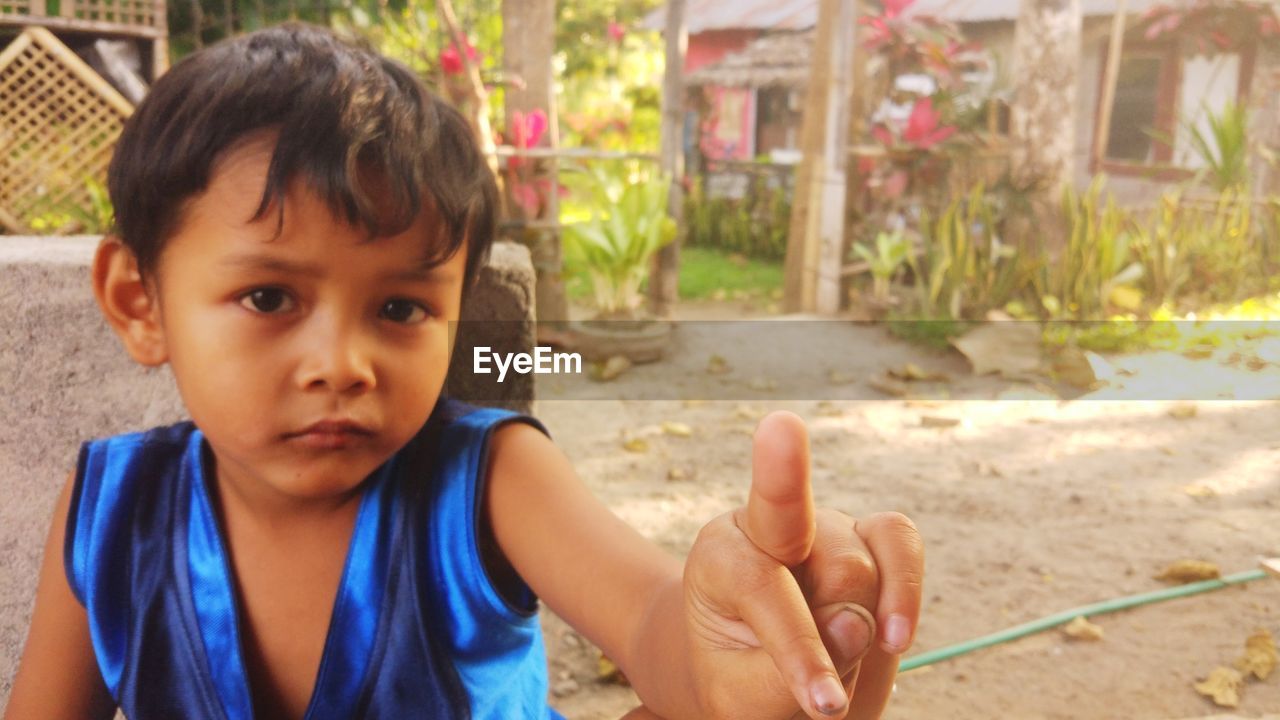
[108,23,497,294]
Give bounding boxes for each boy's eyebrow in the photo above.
[221,255,324,277]
[384,258,457,282]
[220,254,458,282]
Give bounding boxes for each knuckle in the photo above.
[874,511,921,538]
[825,550,879,598]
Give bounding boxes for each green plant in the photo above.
[903,182,1023,320]
[1184,100,1251,192]
[561,162,676,318]
[77,177,115,233]
[25,177,115,234]
[852,229,911,301]
[683,173,791,261]
[1036,176,1143,320]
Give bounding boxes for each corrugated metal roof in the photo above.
[645,0,1175,32]
[642,0,817,33]
[907,0,1170,23]
[685,31,812,87]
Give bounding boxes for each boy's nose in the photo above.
[296,321,377,393]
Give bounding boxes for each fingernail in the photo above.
[809,675,847,716]
[884,613,912,652]
[826,605,872,664]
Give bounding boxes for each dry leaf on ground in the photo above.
[888,363,949,382]
[706,354,731,375]
[868,376,910,397]
[951,322,1042,377]
[1051,346,1100,390]
[828,369,857,385]
[1183,484,1218,499]
[597,655,629,686]
[1062,615,1104,641]
[1169,402,1199,419]
[1195,667,1243,708]
[1235,629,1277,680]
[661,421,693,437]
[591,355,632,382]
[621,438,649,453]
[1155,560,1221,584]
[920,415,961,429]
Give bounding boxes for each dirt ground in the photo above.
[534,300,1280,720]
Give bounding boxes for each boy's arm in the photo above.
[4,472,116,720]
[484,422,700,715]
[486,418,923,719]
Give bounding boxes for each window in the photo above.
[1096,39,1250,176]
[1101,44,1179,166]
[1106,55,1167,162]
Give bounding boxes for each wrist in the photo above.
[623,573,703,719]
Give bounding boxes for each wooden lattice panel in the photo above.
[0,27,132,232]
[0,0,39,19]
[64,0,157,29]
[1,0,165,38]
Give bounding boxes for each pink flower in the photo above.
[607,21,626,42]
[859,16,893,50]
[510,109,548,150]
[871,124,896,146]
[440,41,479,75]
[902,98,956,149]
[511,183,541,215]
[881,0,914,20]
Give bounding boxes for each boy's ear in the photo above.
[92,237,168,366]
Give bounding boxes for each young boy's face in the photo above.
[146,136,467,504]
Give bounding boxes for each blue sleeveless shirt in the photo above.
[64,398,563,719]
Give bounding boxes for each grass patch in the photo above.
[563,246,784,303]
[1042,293,1280,353]
[887,319,972,350]
[677,246,783,300]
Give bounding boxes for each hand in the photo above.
[682,411,924,720]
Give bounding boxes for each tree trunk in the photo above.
[1010,0,1081,249]
[647,0,686,318]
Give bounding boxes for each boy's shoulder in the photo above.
[82,420,200,451]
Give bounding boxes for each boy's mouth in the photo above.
[285,419,374,449]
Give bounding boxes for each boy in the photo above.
[4,24,922,720]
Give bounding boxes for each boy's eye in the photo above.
[239,288,294,314]
[380,299,429,324]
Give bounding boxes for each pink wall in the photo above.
[687,30,759,161]
[685,29,758,72]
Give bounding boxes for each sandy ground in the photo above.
[534,300,1280,720]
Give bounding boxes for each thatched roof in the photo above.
[685,31,812,89]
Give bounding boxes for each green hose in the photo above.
[900,568,1270,672]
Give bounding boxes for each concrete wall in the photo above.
[0,236,536,704]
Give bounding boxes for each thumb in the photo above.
[740,411,815,566]
[812,603,876,677]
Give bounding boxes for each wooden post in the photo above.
[648,0,686,318]
[152,0,169,79]
[783,0,856,313]
[502,0,567,325]
[1092,0,1128,174]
